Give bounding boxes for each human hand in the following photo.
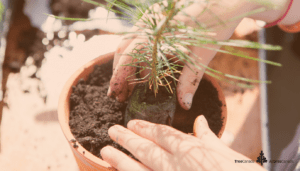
[100,115,266,171]
[107,0,292,110]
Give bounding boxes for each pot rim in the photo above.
[201,74,227,138]
[58,52,115,168]
[58,51,227,168]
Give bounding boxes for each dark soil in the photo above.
[69,60,224,159]
[140,83,175,105]
[69,61,133,159]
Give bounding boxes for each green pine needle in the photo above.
[46,0,284,93]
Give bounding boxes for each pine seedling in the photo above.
[48,0,282,95]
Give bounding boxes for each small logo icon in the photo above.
[256,151,267,166]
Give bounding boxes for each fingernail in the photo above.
[108,125,124,134]
[194,115,210,138]
[108,125,116,135]
[196,115,208,129]
[101,146,112,156]
[108,126,118,141]
[107,86,111,96]
[127,119,150,129]
[183,93,193,109]
[127,120,137,128]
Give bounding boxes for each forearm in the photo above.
[175,0,257,41]
[250,0,300,25]
[178,0,300,27]
[279,0,300,25]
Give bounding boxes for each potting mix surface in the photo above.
[69,60,224,159]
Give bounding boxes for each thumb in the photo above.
[177,46,218,110]
[193,115,215,139]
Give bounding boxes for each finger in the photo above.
[126,79,136,98]
[123,61,151,98]
[177,46,219,110]
[101,145,151,171]
[108,125,173,171]
[193,116,228,151]
[177,63,203,110]
[127,120,198,155]
[193,115,218,140]
[113,26,139,71]
[113,14,149,71]
[108,38,147,101]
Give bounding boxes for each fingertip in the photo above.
[116,91,128,102]
[183,93,193,109]
[100,146,119,169]
[177,86,193,110]
[127,120,137,129]
[178,99,190,110]
[107,86,112,97]
[108,82,127,101]
[107,83,118,99]
[177,64,204,110]
[195,115,209,128]
[177,84,186,110]
[127,120,152,131]
[193,115,211,139]
[108,125,117,139]
[101,146,113,159]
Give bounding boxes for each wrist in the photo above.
[249,0,291,23]
[279,0,300,25]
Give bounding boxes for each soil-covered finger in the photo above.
[113,26,140,71]
[113,14,151,71]
[177,64,204,110]
[177,46,218,110]
[108,38,148,100]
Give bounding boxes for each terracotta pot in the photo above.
[198,74,227,138]
[58,52,227,171]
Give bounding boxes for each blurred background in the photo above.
[0,0,299,171]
